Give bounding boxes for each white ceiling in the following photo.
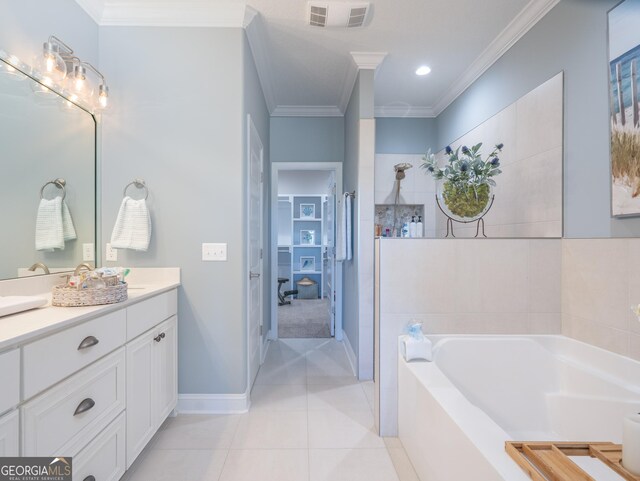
[75,0,560,117]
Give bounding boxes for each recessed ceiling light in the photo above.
[415,65,431,76]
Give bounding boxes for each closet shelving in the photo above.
[278,194,327,298]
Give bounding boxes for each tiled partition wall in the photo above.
[562,239,640,361]
[375,238,562,436]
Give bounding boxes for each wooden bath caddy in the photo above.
[506,441,640,481]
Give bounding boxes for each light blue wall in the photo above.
[270,117,344,162]
[0,0,98,66]
[375,118,437,154]
[99,27,249,394]
[436,0,639,238]
[342,76,360,360]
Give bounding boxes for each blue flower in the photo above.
[491,157,500,166]
[460,162,469,172]
[461,146,470,154]
[427,166,434,172]
[496,143,504,150]
[445,146,453,155]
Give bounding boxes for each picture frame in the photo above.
[300,229,315,245]
[300,203,315,219]
[609,0,640,216]
[300,256,316,272]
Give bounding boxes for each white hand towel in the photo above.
[110,196,152,251]
[35,197,64,251]
[62,200,77,241]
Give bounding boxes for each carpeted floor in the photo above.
[278,298,331,338]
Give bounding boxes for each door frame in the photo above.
[270,162,343,341]
[246,114,264,391]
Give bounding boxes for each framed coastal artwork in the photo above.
[300,203,315,219]
[609,0,640,216]
[300,229,315,245]
[300,256,316,272]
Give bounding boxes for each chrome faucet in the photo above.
[28,262,50,275]
[74,263,93,276]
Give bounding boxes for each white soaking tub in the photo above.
[398,335,640,481]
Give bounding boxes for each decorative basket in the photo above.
[52,283,128,307]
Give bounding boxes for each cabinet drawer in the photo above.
[23,310,126,400]
[0,410,19,457]
[22,348,125,457]
[127,290,177,341]
[0,349,20,413]
[73,412,126,481]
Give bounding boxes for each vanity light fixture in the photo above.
[39,35,110,110]
[415,65,431,76]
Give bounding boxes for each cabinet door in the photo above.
[125,333,155,468]
[154,316,178,426]
[0,410,19,457]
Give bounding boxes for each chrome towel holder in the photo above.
[40,178,66,200]
[123,179,149,200]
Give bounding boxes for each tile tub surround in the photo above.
[121,339,418,481]
[562,239,640,361]
[434,72,563,239]
[375,238,562,436]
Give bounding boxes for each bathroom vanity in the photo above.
[0,268,180,481]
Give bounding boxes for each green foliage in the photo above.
[612,127,640,193]
[442,182,490,218]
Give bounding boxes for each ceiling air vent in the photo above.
[308,2,371,28]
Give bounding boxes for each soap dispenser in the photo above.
[409,216,416,238]
[417,216,423,237]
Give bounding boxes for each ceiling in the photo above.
[75,0,560,117]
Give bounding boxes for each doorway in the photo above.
[270,162,343,341]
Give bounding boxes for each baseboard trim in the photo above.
[177,392,250,414]
[342,330,358,378]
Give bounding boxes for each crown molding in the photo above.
[350,52,387,70]
[74,0,105,23]
[271,105,343,117]
[432,0,561,116]
[244,9,276,113]
[374,105,436,118]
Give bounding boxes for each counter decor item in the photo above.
[421,142,503,237]
[52,266,128,307]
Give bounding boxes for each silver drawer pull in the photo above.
[74,398,95,416]
[83,476,96,481]
[154,332,166,343]
[78,336,99,350]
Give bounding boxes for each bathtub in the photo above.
[398,335,640,481]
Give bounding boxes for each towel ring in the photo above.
[40,178,66,200]
[123,179,149,200]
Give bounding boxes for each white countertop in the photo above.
[0,268,180,351]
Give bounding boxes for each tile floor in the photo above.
[122,338,419,481]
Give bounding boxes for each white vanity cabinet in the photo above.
[126,315,177,467]
[1,282,178,480]
[0,410,19,456]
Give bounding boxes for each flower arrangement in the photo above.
[421,143,504,219]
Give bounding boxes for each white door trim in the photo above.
[246,114,264,392]
[270,162,343,341]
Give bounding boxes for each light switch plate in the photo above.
[82,243,95,262]
[202,243,227,261]
[106,243,118,262]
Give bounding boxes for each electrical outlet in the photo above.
[82,243,95,262]
[202,243,227,261]
[106,243,118,262]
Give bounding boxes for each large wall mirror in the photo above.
[0,55,96,280]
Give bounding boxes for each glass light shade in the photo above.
[98,84,109,108]
[37,43,67,84]
[73,64,94,97]
[29,76,56,98]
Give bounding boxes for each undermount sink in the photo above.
[0,296,48,317]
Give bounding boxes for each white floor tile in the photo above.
[307,384,370,411]
[154,414,240,450]
[255,356,307,385]
[219,449,309,481]
[231,411,308,449]
[251,383,308,411]
[308,409,384,448]
[126,449,227,481]
[309,448,400,481]
[387,447,420,481]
